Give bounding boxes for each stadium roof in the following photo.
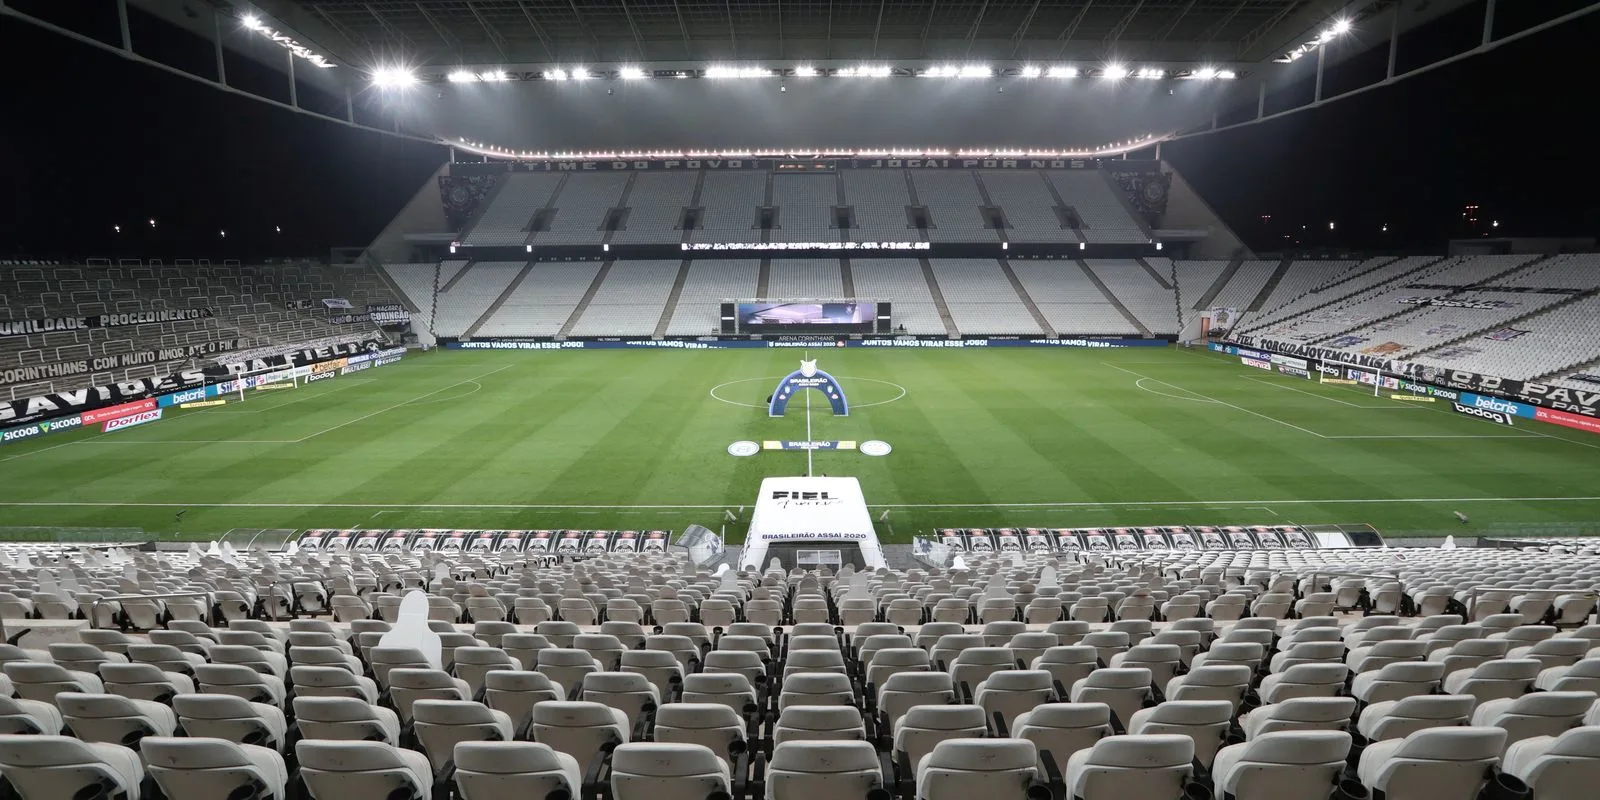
[224,0,1442,70]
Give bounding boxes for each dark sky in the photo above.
[0,1,1594,259]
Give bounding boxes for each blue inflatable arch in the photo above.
[769,361,848,417]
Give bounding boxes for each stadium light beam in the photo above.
[372,67,418,88]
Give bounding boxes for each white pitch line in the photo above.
[1105,363,1328,438]
[1242,376,1416,409]
[292,365,513,442]
[3,496,1599,511]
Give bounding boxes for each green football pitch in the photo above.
[2,345,1598,543]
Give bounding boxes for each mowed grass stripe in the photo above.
[0,347,1598,539]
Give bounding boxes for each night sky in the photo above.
[0,1,1594,260]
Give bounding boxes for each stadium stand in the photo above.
[610,173,700,246]
[1082,260,1178,335]
[532,171,631,247]
[461,173,564,247]
[430,262,528,338]
[841,170,915,243]
[1041,171,1148,244]
[0,539,1597,800]
[850,259,946,336]
[927,259,1040,335]
[977,171,1075,244]
[664,260,760,336]
[909,172,996,243]
[566,261,683,337]
[771,175,839,244]
[475,263,606,338]
[1,261,397,400]
[691,173,767,244]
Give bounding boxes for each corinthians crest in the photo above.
[768,359,849,417]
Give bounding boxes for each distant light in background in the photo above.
[1102,64,1129,80]
[959,65,992,78]
[794,66,818,77]
[1135,68,1165,80]
[371,67,418,88]
[148,219,157,228]
[706,66,772,79]
[619,66,646,80]
[275,226,282,233]
[113,225,121,233]
[1018,66,1042,78]
[1328,221,1336,230]
[545,69,569,81]
[1046,66,1079,79]
[219,230,227,238]
[572,67,592,80]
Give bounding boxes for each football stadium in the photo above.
[1,1,1600,798]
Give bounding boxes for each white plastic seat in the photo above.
[653,703,747,765]
[1351,662,1445,705]
[1211,730,1354,800]
[297,740,434,800]
[1240,697,1356,739]
[773,705,866,745]
[412,699,516,777]
[894,704,989,771]
[1013,703,1112,769]
[1509,639,1591,672]
[388,668,472,724]
[1472,691,1597,751]
[193,664,286,708]
[867,648,932,689]
[1032,647,1098,691]
[289,665,380,703]
[916,739,1040,800]
[1069,668,1152,729]
[1166,665,1254,712]
[681,673,757,714]
[0,695,64,735]
[1356,726,1507,800]
[56,691,179,746]
[1111,644,1183,693]
[172,693,289,752]
[1258,663,1347,703]
[1127,699,1233,767]
[879,671,955,725]
[99,662,196,704]
[765,740,883,800]
[582,671,661,729]
[619,649,685,699]
[2,661,104,704]
[530,700,630,773]
[1537,659,1600,693]
[611,742,731,800]
[1357,694,1477,743]
[779,672,855,710]
[0,734,145,799]
[975,670,1057,731]
[454,741,581,800]
[484,670,563,732]
[1063,733,1194,800]
[292,696,402,744]
[1441,658,1541,703]
[1502,726,1600,800]
[142,736,289,800]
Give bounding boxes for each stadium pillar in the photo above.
[212,11,227,86]
[115,0,131,52]
[1482,0,1496,45]
[1387,6,1401,79]
[1256,82,1266,120]
[344,84,354,123]
[1314,44,1326,102]
[287,50,298,109]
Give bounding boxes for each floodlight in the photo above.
[1217,69,1237,79]
[1102,64,1129,79]
[1136,68,1165,79]
[481,70,509,82]
[707,66,771,78]
[241,14,263,30]
[1332,19,1352,34]
[795,66,817,77]
[619,66,646,80]
[220,230,227,238]
[1019,66,1042,78]
[1046,66,1079,78]
[545,69,569,80]
[572,67,591,79]
[372,67,418,88]
[958,65,992,78]
[526,245,533,253]
[447,70,475,83]
[1078,242,1087,250]
[1001,242,1008,250]
[1194,67,1217,80]
[149,219,157,227]
[1155,242,1163,251]
[113,225,120,233]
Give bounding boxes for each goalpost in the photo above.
[1318,356,1430,400]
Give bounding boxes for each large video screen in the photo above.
[738,302,875,327]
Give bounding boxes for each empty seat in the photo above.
[172,693,289,752]
[293,696,402,744]
[0,734,145,799]
[1063,734,1195,800]
[1357,695,1477,743]
[297,740,434,800]
[142,736,289,800]
[1070,668,1153,727]
[1127,700,1234,767]
[454,741,581,800]
[894,704,989,771]
[412,699,516,777]
[0,695,64,735]
[1441,659,1541,703]
[1240,697,1357,740]
[654,703,746,764]
[975,670,1057,731]
[1351,661,1445,705]
[1502,726,1600,800]
[56,691,179,746]
[1210,730,1354,800]
[1013,703,1112,768]
[1258,663,1347,703]
[916,739,1041,800]
[1473,691,1596,751]
[774,705,866,745]
[1356,726,1508,800]
[610,742,731,800]
[766,741,884,800]
[530,701,630,773]
[879,671,956,725]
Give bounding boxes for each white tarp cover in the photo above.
[742,476,884,569]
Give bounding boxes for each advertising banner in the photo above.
[451,337,1167,351]
[1457,392,1536,420]
[1241,357,1272,370]
[0,308,214,338]
[102,409,162,432]
[1535,407,1600,434]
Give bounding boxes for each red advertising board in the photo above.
[1536,407,1600,434]
[81,399,158,425]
